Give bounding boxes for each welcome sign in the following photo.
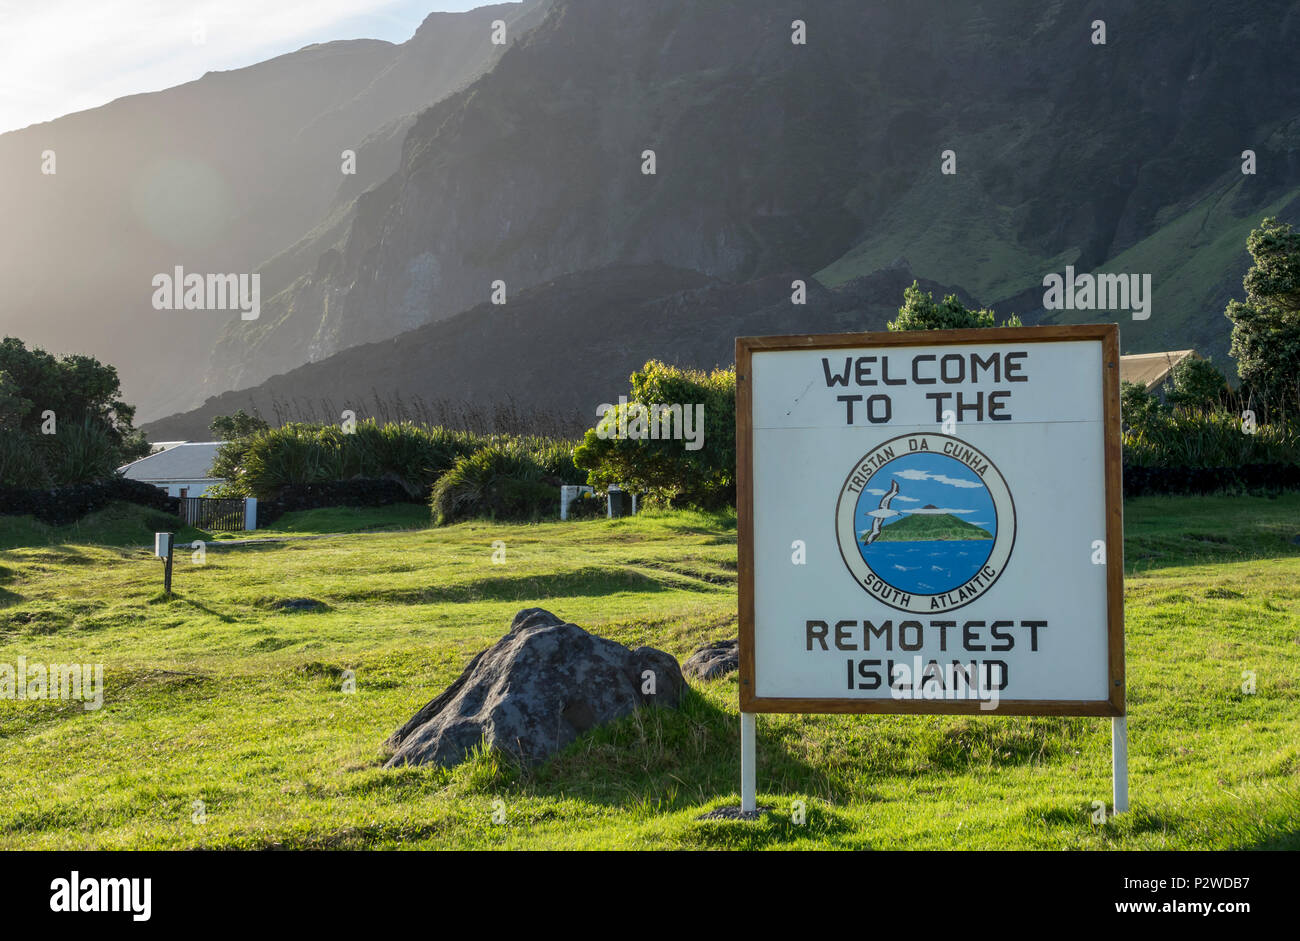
[736,325,1124,716]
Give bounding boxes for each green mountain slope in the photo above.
[870,513,993,543]
[200,0,1300,404]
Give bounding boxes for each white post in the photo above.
[1112,715,1129,814]
[243,497,258,532]
[740,712,756,812]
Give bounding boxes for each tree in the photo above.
[0,338,137,442]
[1225,217,1300,413]
[574,361,735,509]
[1162,357,1227,412]
[0,369,32,429]
[1120,380,1166,432]
[888,281,1023,331]
[0,337,147,486]
[210,409,270,441]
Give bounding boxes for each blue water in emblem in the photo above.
[860,539,994,594]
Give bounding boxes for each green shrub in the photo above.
[1123,409,1300,468]
[237,424,336,496]
[429,447,556,525]
[224,421,502,499]
[42,419,122,485]
[1120,380,1167,432]
[887,281,1022,331]
[574,360,735,509]
[516,436,584,484]
[0,429,50,488]
[1162,358,1228,412]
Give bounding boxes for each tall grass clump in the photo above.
[1121,381,1300,469]
[429,446,557,525]
[219,419,583,511]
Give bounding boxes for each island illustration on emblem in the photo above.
[853,448,999,597]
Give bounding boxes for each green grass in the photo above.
[0,502,209,551]
[1039,181,1300,366]
[0,499,1296,849]
[255,503,432,535]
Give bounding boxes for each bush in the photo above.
[0,476,179,525]
[887,281,1022,331]
[429,447,556,525]
[574,360,735,509]
[1120,380,1167,433]
[216,420,556,500]
[1162,358,1228,412]
[0,429,50,488]
[1122,409,1300,468]
[42,419,123,485]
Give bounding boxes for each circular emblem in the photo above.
[835,433,1015,613]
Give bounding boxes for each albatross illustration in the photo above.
[860,479,900,546]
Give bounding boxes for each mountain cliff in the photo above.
[9,0,1300,429]
[0,1,550,421]
[198,0,1300,410]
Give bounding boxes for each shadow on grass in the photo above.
[334,566,684,605]
[145,592,238,623]
[1123,494,1300,573]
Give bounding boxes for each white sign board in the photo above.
[737,325,1124,716]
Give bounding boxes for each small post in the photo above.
[244,497,258,532]
[1112,715,1129,814]
[740,712,756,812]
[156,532,175,597]
[163,537,175,597]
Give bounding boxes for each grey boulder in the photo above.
[682,638,739,681]
[384,608,685,768]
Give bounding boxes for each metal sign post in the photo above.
[1113,715,1129,814]
[740,713,756,812]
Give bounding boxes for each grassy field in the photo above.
[0,496,1297,849]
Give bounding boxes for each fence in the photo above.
[179,497,254,531]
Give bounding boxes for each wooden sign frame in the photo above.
[735,323,1125,717]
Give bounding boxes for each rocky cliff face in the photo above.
[0,1,549,421]
[141,260,975,441]
[203,0,1300,405]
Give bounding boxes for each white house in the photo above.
[119,441,226,497]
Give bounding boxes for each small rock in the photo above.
[271,598,325,612]
[696,805,773,821]
[384,608,685,768]
[683,638,739,681]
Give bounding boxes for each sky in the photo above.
[0,1,494,135]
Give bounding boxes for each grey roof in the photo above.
[120,442,224,481]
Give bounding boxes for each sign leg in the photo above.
[1112,715,1128,814]
[740,711,756,812]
